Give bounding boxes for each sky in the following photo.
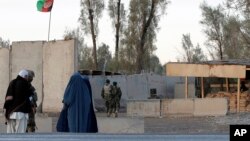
[0,0,223,64]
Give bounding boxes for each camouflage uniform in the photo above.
[26,86,37,132]
[110,82,122,117]
[101,79,113,117]
[26,70,37,132]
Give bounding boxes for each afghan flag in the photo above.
[37,0,54,12]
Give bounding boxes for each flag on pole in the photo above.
[37,0,54,12]
[36,0,54,41]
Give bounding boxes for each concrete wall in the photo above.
[194,98,228,116]
[127,98,228,117]
[0,48,9,109]
[97,117,144,133]
[175,83,196,98]
[2,40,169,113]
[165,76,181,98]
[0,40,228,117]
[148,74,168,98]
[43,40,77,112]
[161,99,194,116]
[0,40,78,112]
[91,74,168,99]
[127,99,161,117]
[88,74,168,111]
[11,41,44,109]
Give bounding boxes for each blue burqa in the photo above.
[56,72,98,133]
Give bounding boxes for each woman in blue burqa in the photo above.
[56,72,98,132]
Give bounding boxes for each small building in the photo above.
[166,59,250,113]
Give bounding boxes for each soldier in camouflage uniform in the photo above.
[101,79,113,117]
[26,70,38,132]
[110,81,122,117]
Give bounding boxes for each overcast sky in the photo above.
[0,0,223,64]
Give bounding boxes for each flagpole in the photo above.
[48,10,52,41]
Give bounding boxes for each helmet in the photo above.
[106,79,110,84]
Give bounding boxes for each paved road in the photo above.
[0,133,229,141]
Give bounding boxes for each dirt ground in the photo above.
[51,112,250,134]
[2,112,250,134]
[144,113,250,134]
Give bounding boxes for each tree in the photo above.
[79,0,104,70]
[162,63,167,75]
[63,28,91,69]
[124,0,168,73]
[226,0,250,49]
[97,43,112,71]
[223,16,250,59]
[179,34,207,62]
[108,0,126,71]
[118,45,137,74]
[149,55,164,74]
[80,47,95,69]
[192,44,207,62]
[0,37,10,48]
[226,0,250,13]
[200,2,225,60]
[181,34,194,62]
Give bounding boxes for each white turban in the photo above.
[18,69,29,79]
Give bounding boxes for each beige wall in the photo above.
[127,100,161,117]
[0,40,77,112]
[43,40,77,112]
[11,41,44,109]
[0,48,9,109]
[127,98,228,117]
[194,98,228,116]
[161,99,194,116]
[167,63,246,78]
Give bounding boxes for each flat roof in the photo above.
[166,59,250,78]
